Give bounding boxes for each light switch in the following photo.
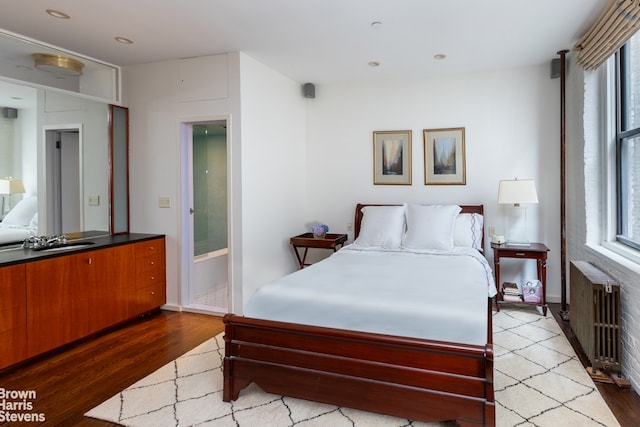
[159,196,171,208]
[88,195,100,206]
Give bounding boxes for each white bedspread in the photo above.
[0,223,34,245]
[245,244,497,346]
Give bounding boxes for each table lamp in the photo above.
[498,178,538,245]
[0,177,26,218]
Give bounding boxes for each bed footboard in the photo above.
[223,314,495,426]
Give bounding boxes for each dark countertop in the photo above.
[0,231,165,267]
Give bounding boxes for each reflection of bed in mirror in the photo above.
[0,196,37,245]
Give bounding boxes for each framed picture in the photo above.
[373,130,412,185]
[423,127,466,185]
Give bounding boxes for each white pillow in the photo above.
[2,196,38,226]
[29,212,39,230]
[402,204,461,251]
[453,213,484,250]
[355,205,406,248]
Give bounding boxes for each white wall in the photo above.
[305,65,563,300]
[123,52,307,313]
[123,53,242,311]
[238,53,307,308]
[565,53,640,392]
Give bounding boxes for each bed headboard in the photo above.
[353,203,485,250]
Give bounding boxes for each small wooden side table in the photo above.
[492,242,550,315]
[290,233,347,269]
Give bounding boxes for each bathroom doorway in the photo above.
[180,119,229,314]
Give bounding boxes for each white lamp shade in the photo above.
[498,179,538,206]
[0,178,26,195]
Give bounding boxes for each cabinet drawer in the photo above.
[136,282,166,313]
[134,239,165,258]
[136,253,163,272]
[136,267,164,288]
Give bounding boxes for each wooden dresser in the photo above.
[0,233,166,370]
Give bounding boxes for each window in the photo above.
[616,30,640,250]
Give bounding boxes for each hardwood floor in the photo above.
[0,306,638,426]
[548,303,640,427]
[0,310,224,426]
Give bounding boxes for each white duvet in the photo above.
[0,223,34,245]
[245,244,497,346]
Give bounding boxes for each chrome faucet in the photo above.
[23,234,68,249]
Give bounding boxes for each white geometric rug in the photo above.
[86,307,620,426]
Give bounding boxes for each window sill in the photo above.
[586,241,640,275]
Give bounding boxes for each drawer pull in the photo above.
[151,291,155,295]
[516,253,525,256]
[149,261,155,265]
[148,276,155,280]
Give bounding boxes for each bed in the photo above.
[0,196,37,246]
[223,203,497,426]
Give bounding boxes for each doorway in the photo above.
[180,119,229,314]
[45,127,82,235]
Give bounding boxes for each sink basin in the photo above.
[33,242,95,251]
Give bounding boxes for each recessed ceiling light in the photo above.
[46,9,70,19]
[115,36,134,45]
[368,61,380,67]
[434,54,447,60]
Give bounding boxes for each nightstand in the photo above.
[290,233,347,269]
[491,242,550,315]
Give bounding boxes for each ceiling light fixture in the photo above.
[32,53,84,76]
[368,61,380,67]
[434,54,447,60]
[371,21,382,28]
[46,9,70,19]
[115,36,134,45]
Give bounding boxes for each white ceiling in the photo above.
[0,0,606,85]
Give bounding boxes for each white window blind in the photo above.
[575,0,640,70]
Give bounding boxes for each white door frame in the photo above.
[178,115,231,313]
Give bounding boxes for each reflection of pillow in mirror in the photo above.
[355,205,405,248]
[402,204,461,251]
[2,196,38,226]
[454,213,484,250]
[29,212,38,230]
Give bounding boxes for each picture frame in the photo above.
[373,130,412,185]
[423,127,466,185]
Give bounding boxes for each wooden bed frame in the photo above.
[223,204,495,426]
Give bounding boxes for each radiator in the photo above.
[569,261,621,372]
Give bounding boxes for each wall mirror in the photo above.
[0,29,122,239]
